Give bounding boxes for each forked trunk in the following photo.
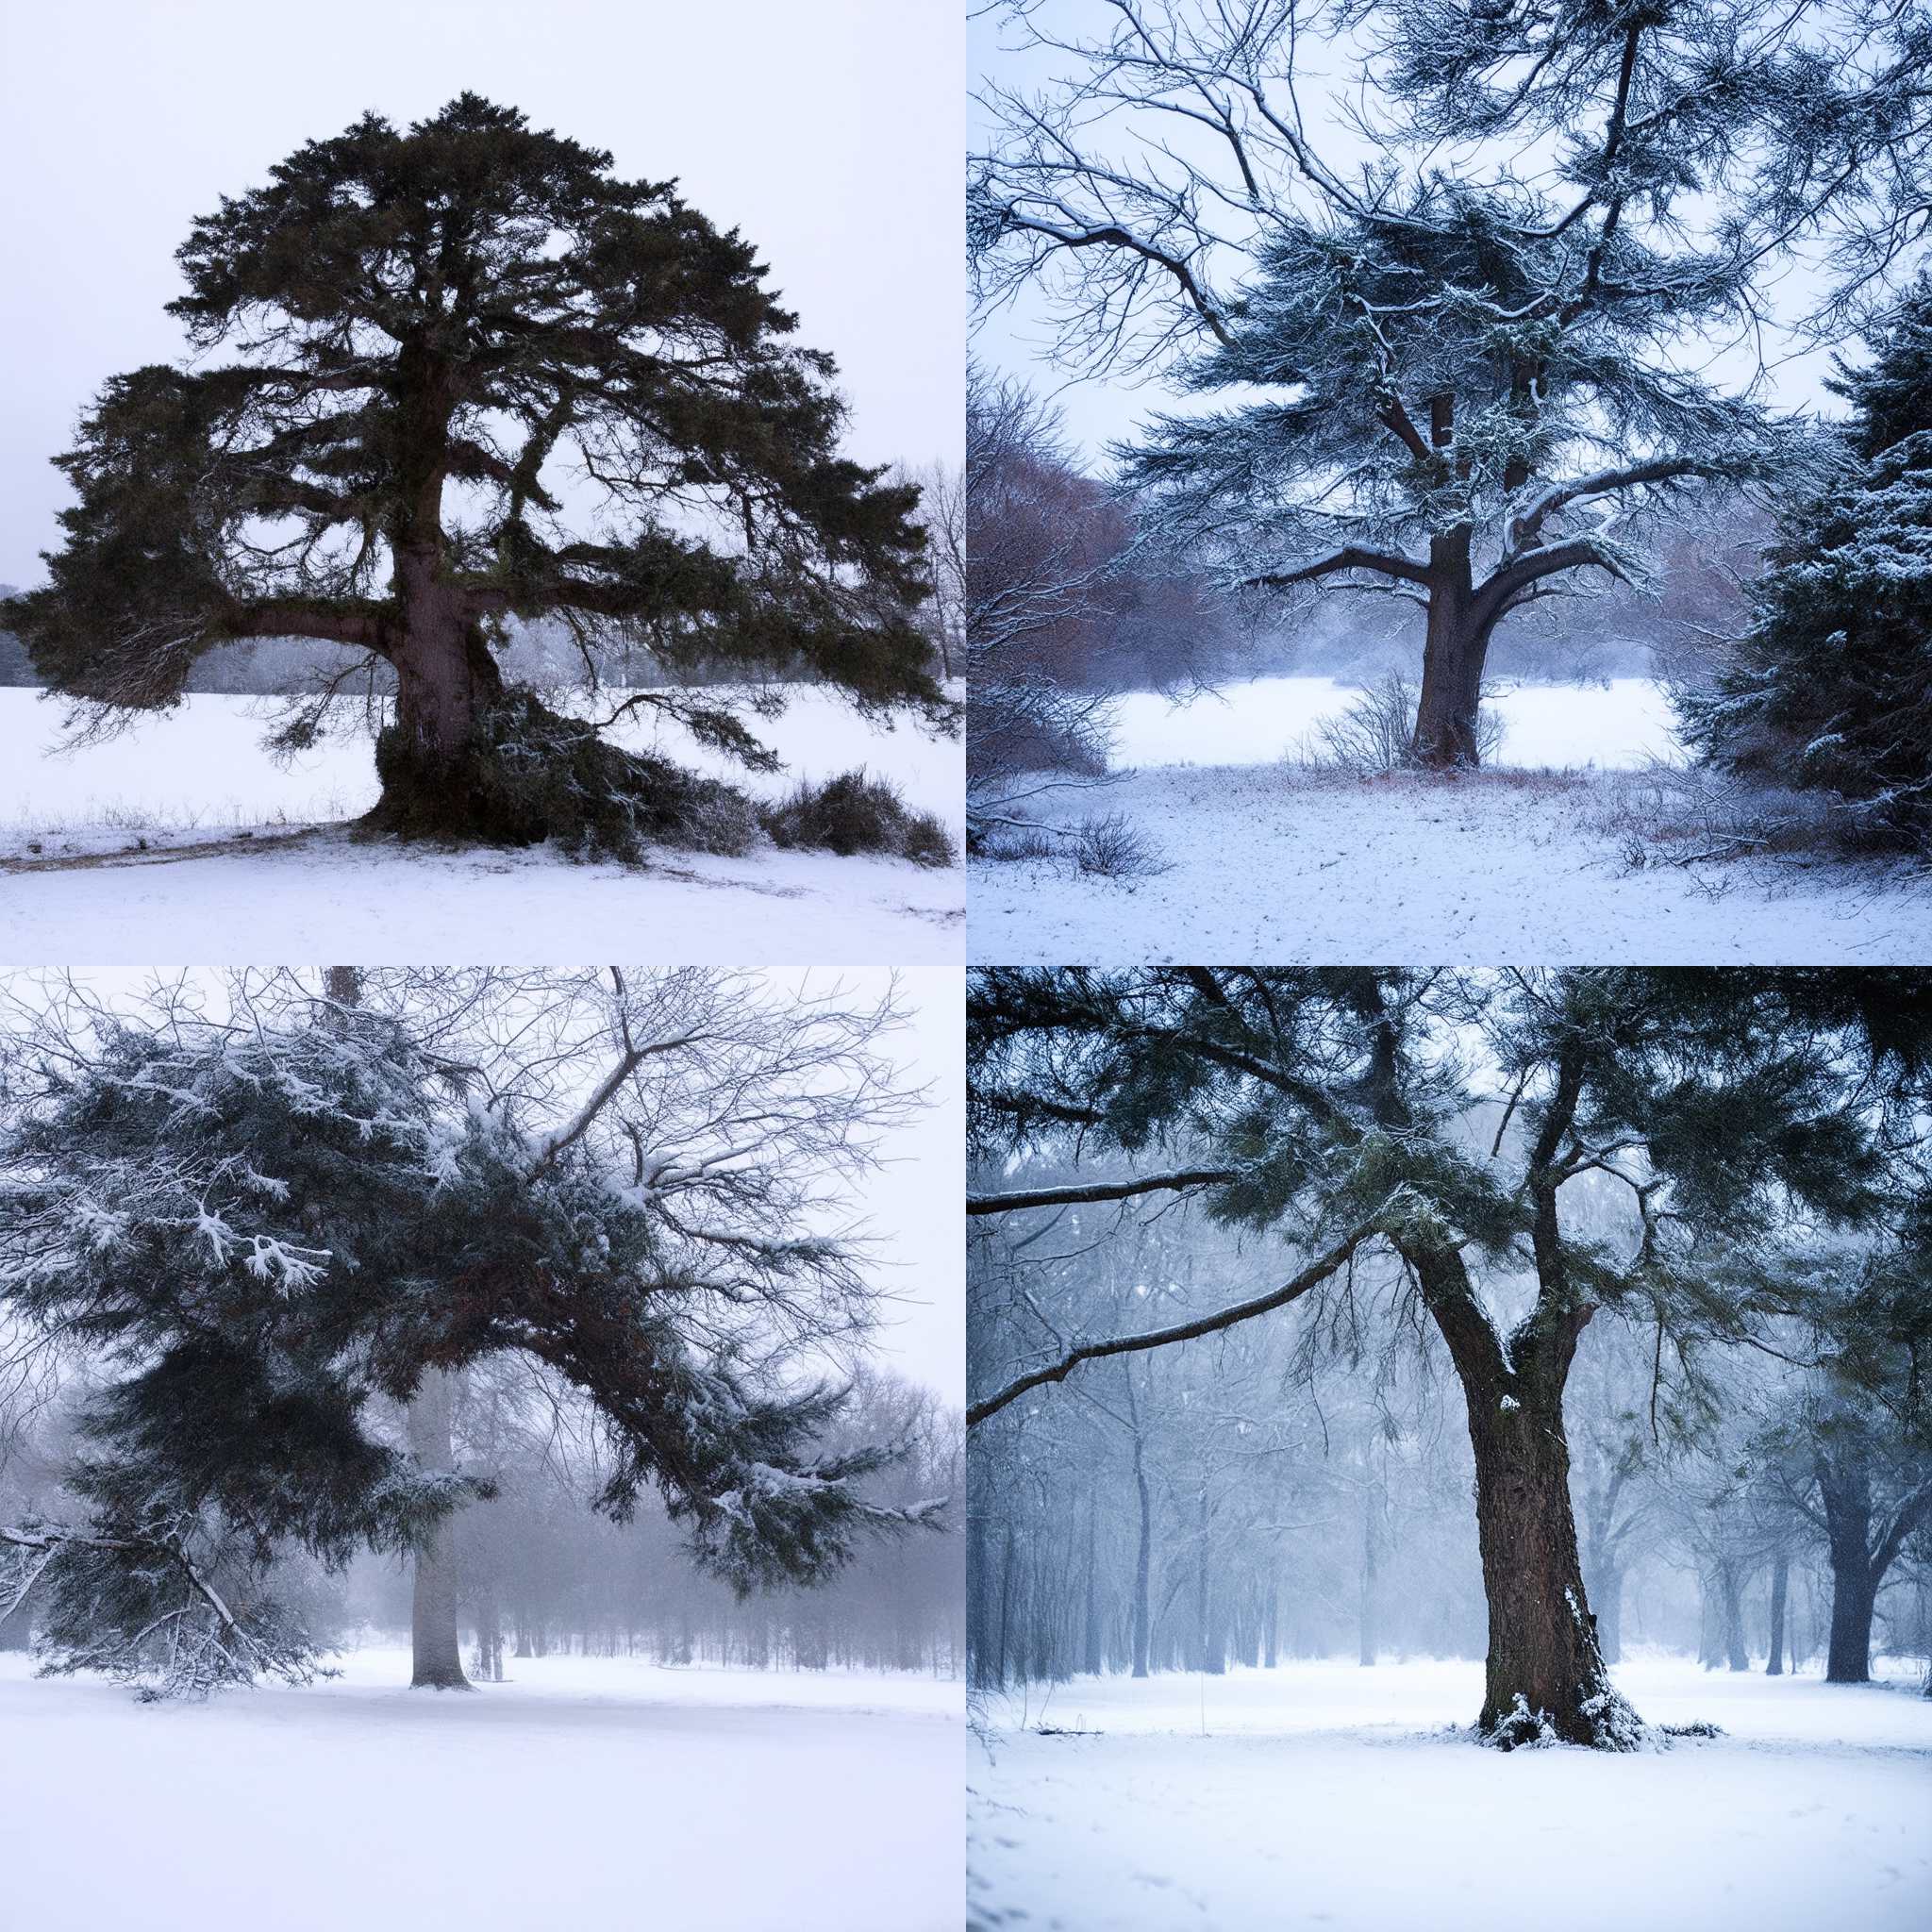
[1464,1382,1628,1747]
[408,1367,471,1690]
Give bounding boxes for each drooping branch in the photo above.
[967,1166,1240,1216]
[1242,544,1431,591]
[968,1220,1385,1427]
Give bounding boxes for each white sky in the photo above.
[0,0,963,588]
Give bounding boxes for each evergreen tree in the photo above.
[972,0,1929,765]
[0,970,942,1697]
[1,96,948,860]
[966,967,1932,1747]
[1679,279,1932,846]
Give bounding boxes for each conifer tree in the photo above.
[972,0,1930,766]
[0,969,942,1697]
[1,97,948,859]
[966,966,1932,1747]
[1679,278,1932,845]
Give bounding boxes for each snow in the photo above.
[969,1657,1931,1931]
[0,1645,963,1931]
[1110,675,1683,771]
[970,764,1932,963]
[0,688,963,963]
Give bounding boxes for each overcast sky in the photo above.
[0,0,962,588]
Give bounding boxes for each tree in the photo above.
[0,969,942,1698]
[967,967,1932,1746]
[972,0,1931,766]
[1,96,948,859]
[1678,278,1932,846]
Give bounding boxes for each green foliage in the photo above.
[369,687,761,861]
[1,93,953,851]
[758,767,955,866]
[1680,280,1932,847]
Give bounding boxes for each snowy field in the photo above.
[973,672,1932,961]
[0,688,963,962]
[0,1646,963,1932]
[968,1657,1931,1932]
[1110,675,1682,771]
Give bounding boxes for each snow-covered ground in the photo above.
[972,762,1932,964]
[968,1657,1931,1932]
[0,688,963,962]
[0,1645,963,1931]
[1111,675,1682,771]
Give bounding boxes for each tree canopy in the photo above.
[4,96,950,856]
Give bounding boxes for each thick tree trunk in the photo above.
[1464,1383,1626,1745]
[1825,1565,1877,1684]
[1818,1452,1877,1685]
[408,1367,471,1690]
[1410,531,1500,769]
[1766,1549,1790,1676]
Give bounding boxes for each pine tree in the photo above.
[1678,279,1932,845]
[966,967,1932,1747]
[1,97,948,860]
[0,971,942,1697]
[972,0,1929,765]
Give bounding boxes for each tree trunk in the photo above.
[1591,1563,1624,1665]
[408,1367,471,1690]
[1410,531,1498,769]
[1464,1382,1625,1745]
[1263,1568,1279,1670]
[1825,1565,1877,1685]
[1766,1550,1790,1676]
[1358,1460,1379,1667]
[1720,1561,1750,1671]
[1818,1451,1878,1685]
[0,1596,30,1652]
[1193,1483,1219,1674]
[1081,1487,1102,1675]
[1129,1392,1152,1680]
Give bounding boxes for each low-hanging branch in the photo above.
[967,1220,1383,1426]
[966,1166,1240,1216]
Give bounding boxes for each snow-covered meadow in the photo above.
[971,677,1932,963]
[968,1657,1931,1932]
[0,687,963,962]
[0,1645,964,1932]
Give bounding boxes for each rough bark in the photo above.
[408,1367,471,1690]
[1410,530,1502,769]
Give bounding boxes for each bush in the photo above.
[1073,810,1164,878]
[365,686,759,864]
[759,768,955,866]
[1308,671,1505,773]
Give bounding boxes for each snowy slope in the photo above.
[969,1657,1930,1932]
[0,1646,963,1932]
[969,765,1932,963]
[0,688,963,962]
